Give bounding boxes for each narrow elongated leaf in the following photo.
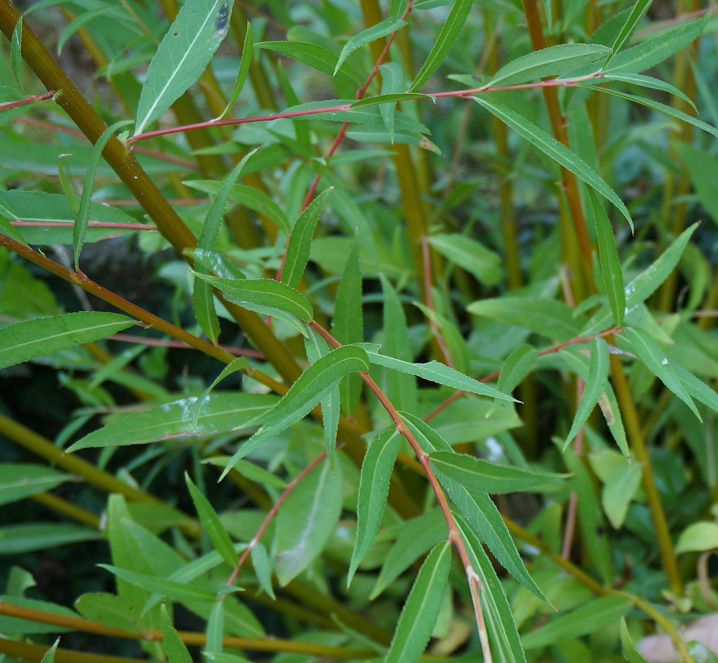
[622,327,700,419]
[216,21,253,120]
[675,143,718,224]
[191,357,249,430]
[468,296,583,341]
[0,198,29,246]
[185,474,237,569]
[255,42,361,86]
[0,524,100,554]
[250,543,275,599]
[11,19,23,92]
[473,96,632,229]
[205,600,224,654]
[674,363,718,415]
[40,639,59,663]
[335,18,406,75]
[0,312,135,370]
[304,331,339,466]
[522,596,632,649]
[275,458,343,585]
[282,188,332,288]
[99,565,217,604]
[603,460,642,529]
[430,451,566,494]
[410,0,473,91]
[219,346,369,479]
[135,0,234,135]
[601,72,696,109]
[161,604,193,663]
[428,233,502,285]
[605,0,652,65]
[487,44,611,88]
[384,541,451,663]
[565,338,610,449]
[195,275,313,322]
[497,344,538,396]
[367,351,515,401]
[74,120,132,269]
[348,429,401,587]
[0,464,68,507]
[588,191,625,326]
[68,393,276,452]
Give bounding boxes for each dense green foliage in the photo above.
[1,1,718,662]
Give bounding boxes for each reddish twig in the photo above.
[0,90,54,111]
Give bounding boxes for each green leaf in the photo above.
[0,312,135,370]
[384,541,451,663]
[367,350,515,401]
[675,143,718,224]
[473,95,633,230]
[604,0,651,66]
[67,393,276,452]
[194,150,257,342]
[74,120,132,269]
[621,326,701,420]
[161,604,193,663]
[588,191,625,326]
[410,0,473,91]
[185,474,237,569]
[194,275,313,322]
[206,600,224,654]
[430,451,566,494]
[335,17,406,75]
[604,13,709,75]
[11,19,23,93]
[521,596,632,649]
[0,464,68,507]
[40,638,59,663]
[348,429,401,587]
[487,44,611,88]
[602,460,642,529]
[275,457,343,585]
[468,296,583,341]
[333,236,363,417]
[601,72,696,110]
[0,524,100,554]
[0,197,29,247]
[371,509,448,599]
[218,346,369,479]
[255,41,361,86]
[216,20,253,120]
[135,0,234,135]
[190,357,249,431]
[75,593,140,634]
[428,233,502,285]
[100,565,218,604]
[282,188,332,288]
[674,363,718,415]
[620,618,651,663]
[676,521,718,554]
[564,338,609,449]
[250,543,275,599]
[497,344,538,396]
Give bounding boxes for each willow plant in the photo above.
[1,1,717,662]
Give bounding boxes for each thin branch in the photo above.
[0,90,54,111]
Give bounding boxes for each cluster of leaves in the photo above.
[1,0,718,662]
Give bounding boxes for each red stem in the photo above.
[0,90,53,111]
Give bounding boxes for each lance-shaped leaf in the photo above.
[134,0,234,135]
[185,474,237,569]
[588,191,625,326]
[410,0,473,91]
[428,233,502,285]
[275,457,343,586]
[205,600,224,655]
[161,604,193,663]
[367,351,515,401]
[497,344,538,396]
[250,543,275,599]
[40,638,59,663]
[0,198,29,247]
[0,464,68,507]
[215,20,253,120]
[334,17,406,75]
[621,327,701,420]
[564,338,610,449]
[282,188,332,288]
[603,460,642,529]
[190,357,249,431]
[473,96,632,230]
[195,275,313,322]
[67,393,276,452]
[384,541,451,663]
[604,0,652,66]
[674,363,718,415]
[218,346,369,479]
[430,451,566,494]
[74,120,132,269]
[0,523,100,554]
[0,312,135,371]
[194,151,256,341]
[601,72,696,109]
[486,44,611,88]
[348,429,401,587]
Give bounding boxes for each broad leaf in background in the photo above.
[275,457,342,585]
[0,312,135,371]
[428,233,502,285]
[410,0,473,91]
[384,541,451,663]
[134,0,234,135]
[602,459,642,529]
[430,451,566,494]
[282,188,332,288]
[215,20,253,120]
[218,346,370,478]
[675,143,718,224]
[473,96,633,229]
[348,429,401,587]
[487,44,611,88]
[0,464,68,507]
[334,17,406,75]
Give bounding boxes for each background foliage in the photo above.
[1,0,718,662]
